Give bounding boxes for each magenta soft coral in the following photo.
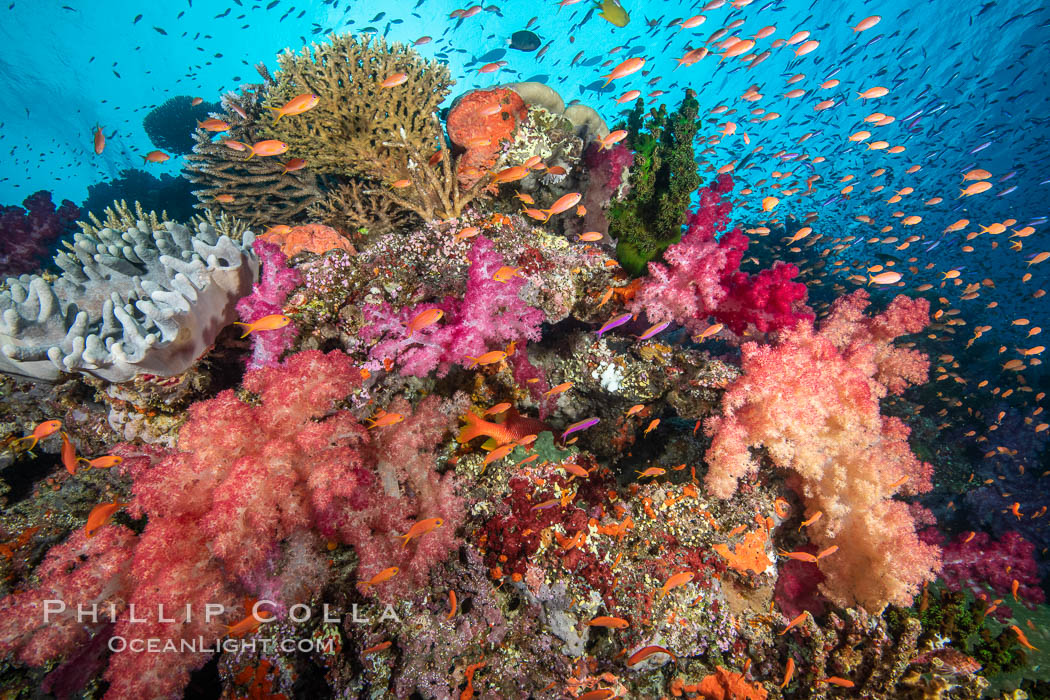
[360,235,544,376]
[923,529,1046,610]
[629,174,812,336]
[235,239,302,369]
[704,293,938,612]
[0,190,80,276]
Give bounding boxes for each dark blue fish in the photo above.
[508,30,540,52]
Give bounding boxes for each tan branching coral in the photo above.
[307,179,419,237]
[262,33,489,221]
[183,87,322,228]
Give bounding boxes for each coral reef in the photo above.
[0,203,257,382]
[0,190,80,277]
[258,223,354,258]
[236,239,302,369]
[448,87,528,188]
[306,178,419,237]
[83,168,196,224]
[143,95,222,156]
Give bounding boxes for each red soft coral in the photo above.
[704,296,939,612]
[923,529,1046,610]
[629,174,812,336]
[0,526,135,667]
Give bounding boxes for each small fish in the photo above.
[658,571,694,600]
[245,140,289,159]
[484,402,512,416]
[142,150,170,163]
[446,590,458,619]
[695,323,723,341]
[561,417,599,440]
[596,312,632,337]
[636,321,670,340]
[268,93,320,122]
[197,118,230,132]
[636,466,665,478]
[380,72,409,88]
[627,645,677,666]
[362,640,392,655]
[868,271,902,285]
[85,500,126,537]
[233,314,291,337]
[778,611,808,635]
[80,455,122,469]
[282,158,307,173]
[780,657,795,688]
[1011,625,1039,650]
[359,566,399,590]
[399,517,443,547]
[226,610,273,638]
[586,615,629,629]
[12,419,62,451]
[545,382,573,397]
[92,124,105,154]
[799,510,822,529]
[643,419,660,435]
[61,432,78,475]
[579,231,604,242]
[601,57,644,87]
[492,266,522,283]
[598,129,628,150]
[465,350,508,368]
[626,404,644,416]
[819,677,855,688]
[407,308,443,335]
[366,410,405,429]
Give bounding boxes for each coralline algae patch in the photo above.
[0,5,1047,699]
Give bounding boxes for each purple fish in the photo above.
[636,321,671,341]
[970,141,992,154]
[561,417,599,441]
[997,185,1018,197]
[596,312,632,337]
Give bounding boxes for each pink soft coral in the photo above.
[629,174,812,336]
[0,350,465,699]
[235,239,302,369]
[704,294,938,612]
[361,235,544,376]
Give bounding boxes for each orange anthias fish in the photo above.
[226,609,274,638]
[142,150,170,163]
[406,308,443,336]
[92,124,105,154]
[545,382,573,397]
[197,118,230,132]
[586,615,629,629]
[61,432,78,475]
[542,192,582,221]
[457,408,550,446]
[12,419,62,451]
[627,645,677,666]
[366,409,405,429]
[268,93,320,123]
[359,566,399,590]
[601,57,644,87]
[85,500,127,537]
[380,72,409,88]
[233,314,291,337]
[79,455,123,469]
[658,571,695,600]
[399,517,443,547]
[246,140,289,159]
[465,350,508,368]
[492,266,523,283]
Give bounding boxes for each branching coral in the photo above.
[261,33,485,221]
[306,178,420,237]
[0,190,80,277]
[609,93,702,275]
[704,292,939,612]
[0,204,257,382]
[628,174,812,336]
[183,86,323,228]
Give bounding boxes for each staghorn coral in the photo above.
[183,86,323,229]
[0,206,257,382]
[704,294,939,612]
[0,191,81,277]
[262,33,485,221]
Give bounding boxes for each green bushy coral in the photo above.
[608,92,701,275]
